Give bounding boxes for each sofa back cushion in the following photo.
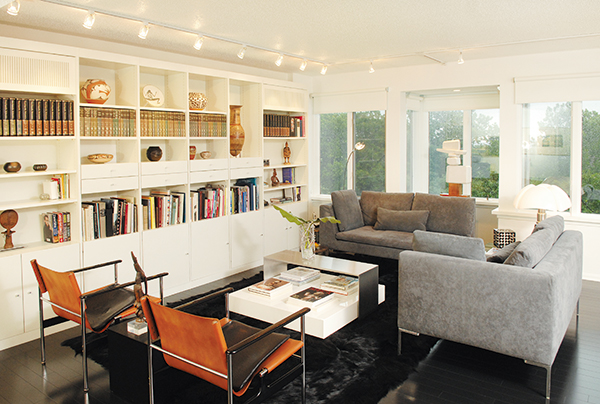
[359,191,414,226]
[374,208,429,232]
[331,190,364,231]
[411,193,476,237]
[412,230,486,261]
[504,216,565,268]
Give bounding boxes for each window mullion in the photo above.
[571,102,583,215]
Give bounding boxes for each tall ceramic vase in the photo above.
[229,105,245,157]
[300,223,316,260]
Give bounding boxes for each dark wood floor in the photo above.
[0,277,598,404]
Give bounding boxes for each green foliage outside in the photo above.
[319,111,386,195]
[582,108,600,213]
[428,111,463,195]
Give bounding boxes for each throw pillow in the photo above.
[486,241,521,263]
[331,190,365,232]
[533,215,564,241]
[504,227,556,268]
[412,230,486,261]
[359,191,414,226]
[373,208,429,232]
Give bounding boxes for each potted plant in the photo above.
[273,204,340,260]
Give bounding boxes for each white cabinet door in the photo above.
[21,243,81,333]
[230,210,264,271]
[263,207,289,256]
[142,225,190,295]
[286,203,307,251]
[81,233,141,292]
[0,255,24,340]
[190,216,229,281]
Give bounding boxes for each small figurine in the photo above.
[283,142,291,164]
[0,210,18,250]
[271,169,280,187]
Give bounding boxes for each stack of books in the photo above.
[248,278,293,298]
[320,275,359,295]
[278,267,320,285]
[287,287,334,308]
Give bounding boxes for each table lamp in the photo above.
[437,139,471,196]
[513,183,571,223]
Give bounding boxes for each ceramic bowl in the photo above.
[3,162,21,173]
[87,153,113,164]
[200,151,212,159]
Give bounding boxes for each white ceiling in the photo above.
[1,0,600,76]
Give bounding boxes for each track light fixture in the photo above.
[193,35,204,50]
[321,64,328,75]
[369,60,375,73]
[237,46,246,59]
[275,53,283,67]
[458,51,464,64]
[82,11,95,29]
[6,0,20,16]
[299,59,308,71]
[138,23,150,39]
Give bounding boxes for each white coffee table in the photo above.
[229,250,385,338]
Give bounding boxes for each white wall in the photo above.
[311,48,600,281]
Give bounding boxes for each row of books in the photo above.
[282,167,296,184]
[140,110,186,137]
[42,212,72,244]
[190,185,226,221]
[230,178,260,214]
[141,191,186,230]
[1,97,75,137]
[48,174,70,200]
[81,198,137,241]
[263,114,304,137]
[189,113,227,138]
[269,186,302,205]
[248,267,359,306]
[80,107,136,137]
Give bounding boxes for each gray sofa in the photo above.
[319,190,476,259]
[398,216,582,402]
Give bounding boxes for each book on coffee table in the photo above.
[248,277,293,298]
[278,267,320,285]
[287,287,334,308]
[320,275,359,295]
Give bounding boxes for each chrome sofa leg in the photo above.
[397,327,420,355]
[525,360,551,402]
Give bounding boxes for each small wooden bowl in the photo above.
[88,154,113,164]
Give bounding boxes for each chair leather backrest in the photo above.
[31,260,82,324]
[144,298,230,390]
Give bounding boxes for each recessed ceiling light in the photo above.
[453,89,461,92]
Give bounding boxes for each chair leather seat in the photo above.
[85,285,136,332]
[222,320,289,392]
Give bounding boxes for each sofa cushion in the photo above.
[504,227,559,268]
[412,230,486,261]
[359,191,414,226]
[411,193,476,237]
[486,241,521,263]
[331,190,364,231]
[336,226,414,250]
[374,208,429,232]
[533,215,564,240]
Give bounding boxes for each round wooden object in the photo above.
[0,209,18,230]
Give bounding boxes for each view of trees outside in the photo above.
[582,101,600,213]
[471,109,500,199]
[406,111,414,192]
[354,111,386,194]
[319,111,386,195]
[523,102,571,197]
[428,110,463,195]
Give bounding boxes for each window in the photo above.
[522,102,571,194]
[319,111,386,195]
[406,110,414,192]
[428,110,464,195]
[582,101,600,214]
[471,109,500,198]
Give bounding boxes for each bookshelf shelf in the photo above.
[0,170,76,179]
[0,198,78,211]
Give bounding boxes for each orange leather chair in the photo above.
[141,288,310,404]
[31,258,167,393]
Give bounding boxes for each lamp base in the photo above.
[537,208,547,223]
[448,183,462,197]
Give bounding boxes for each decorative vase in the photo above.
[33,164,47,172]
[3,162,21,173]
[80,79,111,104]
[300,223,316,260]
[189,92,208,110]
[229,105,245,157]
[189,145,197,160]
[200,150,211,159]
[146,146,162,162]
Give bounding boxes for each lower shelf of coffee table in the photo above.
[229,274,385,339]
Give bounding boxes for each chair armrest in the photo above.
[227,307,310,355]
[172,287,234,310]
[319,203,340,248]
[72,259,122,274]
[81,272,169,299]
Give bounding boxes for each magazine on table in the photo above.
[278,267,320,285]
[320,275,359,295]
[287,287,334,308]
[248,277,293,298]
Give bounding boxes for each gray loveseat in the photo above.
[319,190,476,259]
[398,216,582,402]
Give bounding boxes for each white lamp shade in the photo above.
[514,184,571,212]
[446,165,471,184]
